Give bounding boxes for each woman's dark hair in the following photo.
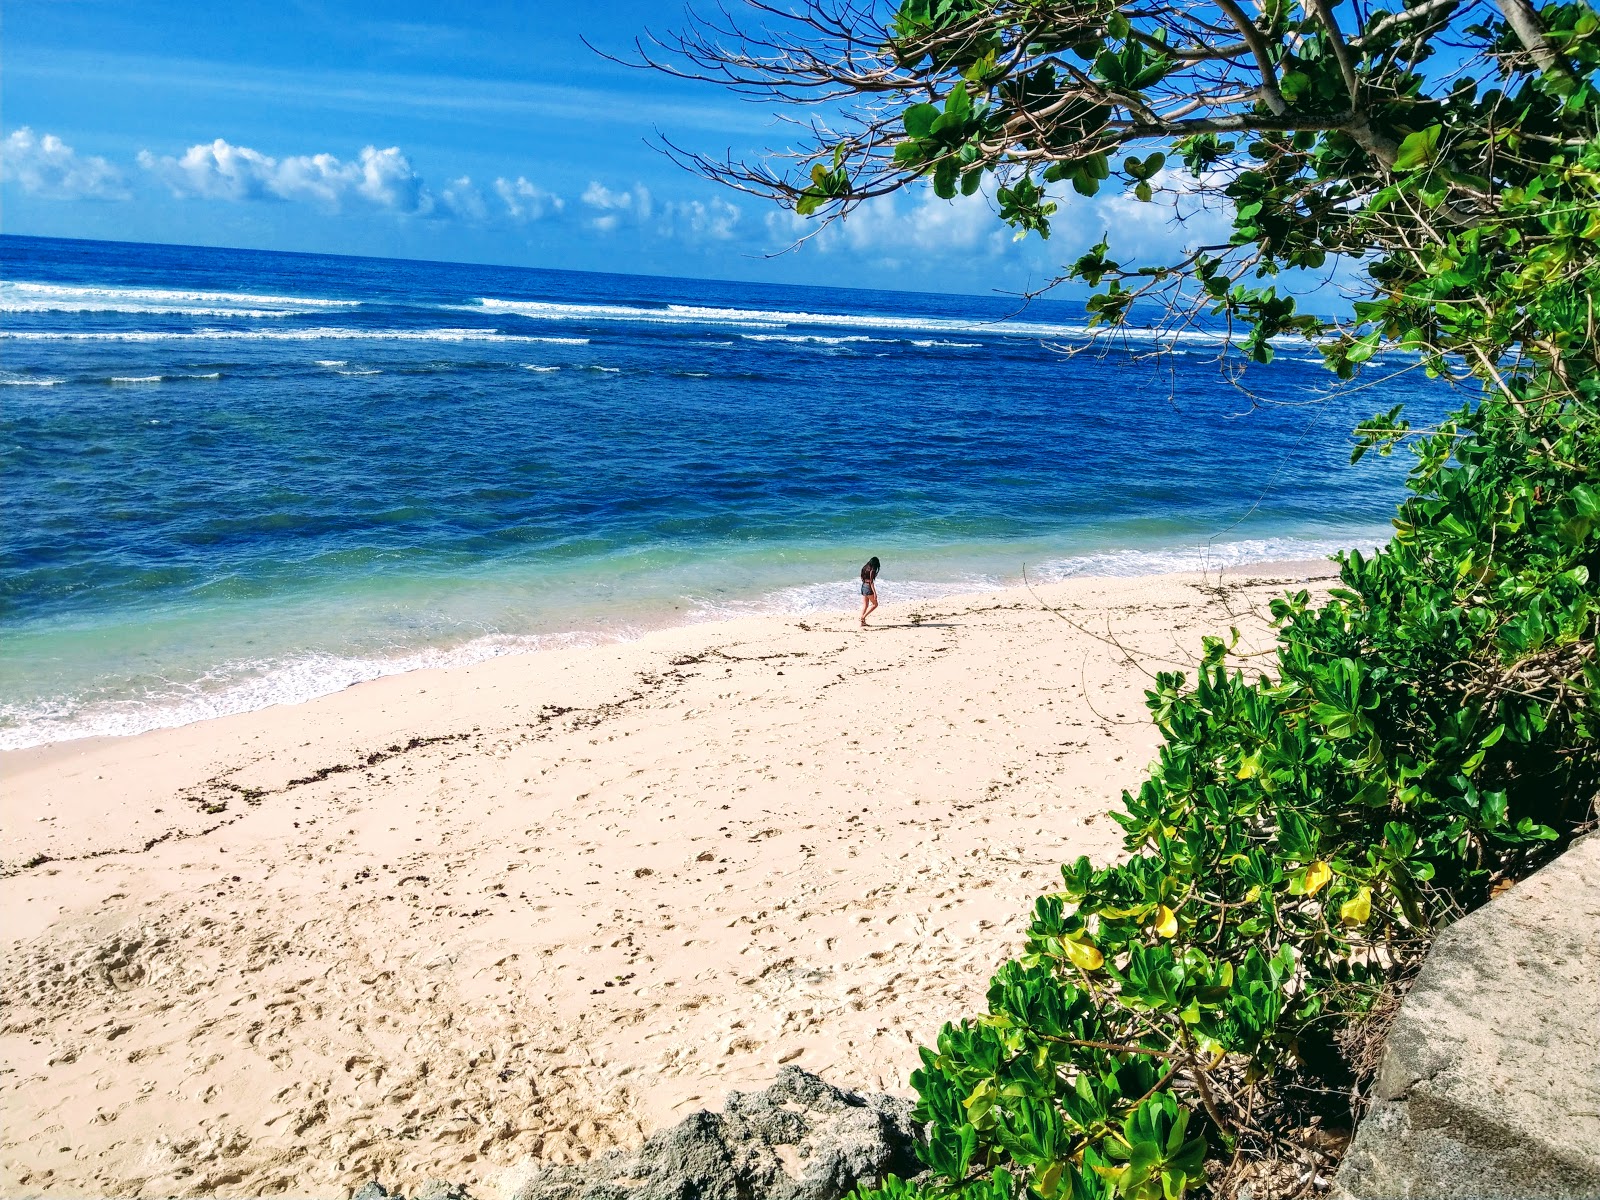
[861,556,881,580]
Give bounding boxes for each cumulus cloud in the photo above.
[1,127,127,200]
[495,175,563,222]
[440,175,487,221]
[664,197,742,241]
[766,185,1006,261]
[1059,171,1234,263]
[582,181,652,232]
[3,123,753,248]
[353,145,428,211]
[139,138,434,214]
[580,182,743,241]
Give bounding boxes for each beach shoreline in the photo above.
[0,553,1345,759]
[1,564,1333,1198]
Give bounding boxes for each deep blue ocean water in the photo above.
[1,234,1445,748]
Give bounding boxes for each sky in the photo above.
[0,0,1241,295]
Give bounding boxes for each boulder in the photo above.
[502,1066,923,1200]
[1335,834,1600,1200]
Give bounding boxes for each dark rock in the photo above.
[505,1067,924,1200]
[351,1185,391,1200]
[1334,834,1600,1199]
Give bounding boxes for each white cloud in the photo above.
[140,140,291,202]
[1089,170,1234,258]
[1,127,127,200]
[766,185,1006,261]
[139,138,433,214]
[354,145,427,211]
[267,151,356,206]
[439,176,487,221]
[664,197,741,241]
[579,182,743,242]
[843,189,1001,255]
[495,175,563,221]
[582,181,652,232]
[5,123,754,247]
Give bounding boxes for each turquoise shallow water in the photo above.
[1,234,1441,748]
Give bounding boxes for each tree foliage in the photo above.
[630,0,1600,1193]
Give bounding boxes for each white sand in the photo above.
[0,565,1331,1198]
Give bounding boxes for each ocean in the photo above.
[1,234,1445,749]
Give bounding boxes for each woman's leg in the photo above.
[860,594,870,626]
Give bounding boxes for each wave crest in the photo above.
[0,279,361,316]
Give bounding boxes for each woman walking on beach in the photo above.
[859,556,880,627]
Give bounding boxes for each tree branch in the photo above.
[1213,0,1290,114]
[1309,0,1363,101]
[1492,0,1580,85]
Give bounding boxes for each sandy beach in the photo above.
[0,564,1333,1199]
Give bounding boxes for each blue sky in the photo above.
[1,0,1234,294]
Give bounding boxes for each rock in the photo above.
[1334,834,1600,1200]
[414,1180,470,1200]
[348,1178,468,1200]
[505,1067,924,1200]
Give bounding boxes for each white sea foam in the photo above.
[335,368,382,376]
[0,631,608,752]
[1029,535,1380,581]
[741,333,878,345]
[473,295,1035,336]
[910,339,984,348]
[102,372,222,384]
[0,373,66,386]
[470,295,1330,349]
[1,328,563,343]
[521,364,561,372]
[315,359,347,367]
[0,279,361,316]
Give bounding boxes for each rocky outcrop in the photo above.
[1335,834,1600,1200]
[352,1067,924,1200]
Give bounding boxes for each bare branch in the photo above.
[1213,0,1290,114]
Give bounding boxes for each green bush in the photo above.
[880,380,1596,1200]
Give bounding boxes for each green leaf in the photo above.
[904,103,940,139]
[1394,125,1444,171]
[1280,70,1311,101]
